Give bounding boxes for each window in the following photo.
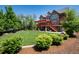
[50,14,59,21]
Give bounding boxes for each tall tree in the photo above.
[25,15,36,30]
[20,15,37,30]
[4,6,22,30]
[62,8,79,37]
[0,9,5,31]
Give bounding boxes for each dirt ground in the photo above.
[18,33,79,54]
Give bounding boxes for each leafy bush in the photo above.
[49,33,63,45]
[66,29,74,37]
[62,33,69,40]
[35,34,52,50]
[62,9,79,37]
[0,36,22,54]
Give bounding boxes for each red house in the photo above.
[35,10,66,32]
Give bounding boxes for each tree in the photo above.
[0,6,36,32]
[0,9,5,32]
[20,15,37,30]
[4,6,22,30]
[26,16,36,30]
[62,8,79,37]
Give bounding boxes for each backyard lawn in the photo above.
[0,30,46,46]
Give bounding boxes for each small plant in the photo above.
[62,33,69,40]
[0,36,22,54]
[66,29,74,37]
[49,33,63,45]
[35,34,52,50]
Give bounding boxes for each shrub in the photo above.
[49,33,63,45]
[35,34,52,50]
[0,36,22,54]
[62,33,69,40]
[66,29,74,37]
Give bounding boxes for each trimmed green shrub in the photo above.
[49,33,63,45]
[0,36,22,54]
[35,34,52,50]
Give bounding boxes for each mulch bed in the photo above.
[18,38,79,54]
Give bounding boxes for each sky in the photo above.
[0,5,79,20]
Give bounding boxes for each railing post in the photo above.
[45,26,47,32]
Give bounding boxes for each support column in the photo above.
[45,26,47,32]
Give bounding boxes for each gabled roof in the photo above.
[40,10,65,18]
[47,10,65,15]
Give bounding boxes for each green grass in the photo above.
[0,30,46,46]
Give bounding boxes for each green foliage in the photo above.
[35,34,52,50]
[4,6,22,30]
[49,33,63,45]
[62,33,69,40]
[0,9,5,32]
[0,36,22,54]
[19,15,37,30]
[25,16,36,30]
[65,8,76,21]
[62,9,79,37]
[66,29,74,37]
[0,6,37,32]
[0,6,22,32]
[0,30,47,46]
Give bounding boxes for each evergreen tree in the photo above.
[0,9,5,31]
[4,6,21,30]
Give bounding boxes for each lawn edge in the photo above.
[22,45,35,48]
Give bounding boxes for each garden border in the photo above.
[22,45,35,48]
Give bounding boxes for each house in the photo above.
[35,10,66,32]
